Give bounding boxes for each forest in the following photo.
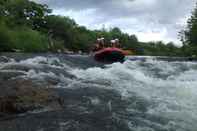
[0,0,197,56]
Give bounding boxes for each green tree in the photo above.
[110,27,122,38]
[0,21,13,51]
[180,2,197,56]
[72,26,96,52]
[2,0,51,29]
[44,15,77,49]
[185,3,197,46]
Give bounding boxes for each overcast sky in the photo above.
[33,0,196,45]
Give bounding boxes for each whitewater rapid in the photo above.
[71,59,197,130]
[0,54,197,131]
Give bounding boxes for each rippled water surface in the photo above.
[0,53,197,131]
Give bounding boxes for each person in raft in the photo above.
[110,38,121,48]
[110,39,116,47]
[92,38,105,52]
[115,38,121,48]
[100,37,105,48]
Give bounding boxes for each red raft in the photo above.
[94,47,125,63]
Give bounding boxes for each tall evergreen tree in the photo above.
[181,2,197,46]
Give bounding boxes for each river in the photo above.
[0,53,196,131]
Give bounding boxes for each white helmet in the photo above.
[110,40,116,43]
[115,38,119,42]
[97,38,101,41]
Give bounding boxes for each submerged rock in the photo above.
[0,86,132,131]
[0,71,25,81]
[0,79,62,117]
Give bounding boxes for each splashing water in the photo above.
[70,58,197,130]
[0,54,197,131]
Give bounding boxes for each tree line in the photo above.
[179,3,197,57]
[0,0,196,56]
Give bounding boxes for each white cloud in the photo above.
[53,8,98,26]
[32,0,197,45]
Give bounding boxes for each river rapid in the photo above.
[0,53,197,131]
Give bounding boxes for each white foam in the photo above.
[19,56,49,65]
[1,55,197,129]
[0,56,75,82]
[70,59,197,129]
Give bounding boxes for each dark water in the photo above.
[0,53,197,131]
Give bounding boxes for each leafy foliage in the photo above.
[0,21,48,52]
[12,27,49,52]
[0,0,184,56]
[1,0,51,29]
[0,21,13,51]
[179,2,197,56]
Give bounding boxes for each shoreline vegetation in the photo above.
[0,0,197,57]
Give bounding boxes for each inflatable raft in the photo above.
[94,48,125,63]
